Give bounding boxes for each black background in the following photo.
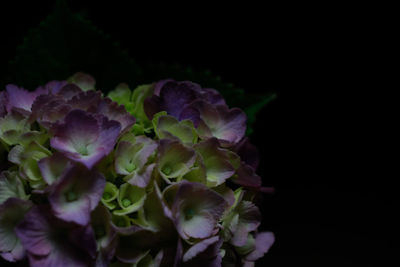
[0,1,395,266]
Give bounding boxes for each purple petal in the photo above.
[159,81,199,118]
[200,87,226,106]
[231,201,261,247]
[56,84,83,100]
[16,205,97,267]
[67,90,102,111]
[178,105,201,127]
[5,84,39,113]
[192,100,247,146]
[233,163,262,189]
[153,79,174,96]
[234,137,260,170]
[15,206,53,256]
[48,165,106,225]
[245,232,275,261]
[94,98,136,133]
[50,110,121,169]
[126,163,155,188]
[183,236,223,266]
[143,95,162,120]
[39,80,68,94]
[30,94,72,128]
[38,153,73,186]
[172,181,226,239]
[183,236,219,262]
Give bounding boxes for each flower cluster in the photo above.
[0,73,274,266]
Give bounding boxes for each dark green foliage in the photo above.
[4,0,141,91]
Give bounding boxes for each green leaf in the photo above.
[243,93,277,135]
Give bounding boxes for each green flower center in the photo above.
[65,191,78,202]
[184,207,195,220]
[126,161,137,173]
[122,198,131,208]
[77,145,89,156]
[162,165,172,176]
[102,192,111,200]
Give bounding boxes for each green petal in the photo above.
[153,114,198,144]
[194,138,235,187]
[0,199,32,253]
[0,112,30,146]
[113,183,146,216]
[19,131,49,147]
[130,84,154,122]
[157,140,195,182]
[101,182,119,203]
[102,200,118,210]
[181,156,207,184]
[107,83,132,108]
[111,214,131,228]
[115,141,144,175]
[0,172,28,204]
[132,189,173,232]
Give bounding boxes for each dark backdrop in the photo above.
[1,1,395,266]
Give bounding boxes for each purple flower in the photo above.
[48,164,106,225]
[163,181,226,240]
[4,84,44,115]
[144,80,226,127]
[30,93,73,129]
[0,198,32,262]
[38,153,73,186]
[193,100,247,147]
[144,79,246,146]
[93,98,136,133]
[182,235,223,266]
[243,232,275,264]
[15,205,97,267]
[67,90,103,111]
[233,163,262,189]
[50,109,121,169]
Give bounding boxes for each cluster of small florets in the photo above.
[0,73,274,266]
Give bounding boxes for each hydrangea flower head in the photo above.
[0,73,274,266]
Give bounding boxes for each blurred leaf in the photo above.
[244,93,277,135]
[4,0,141,91]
